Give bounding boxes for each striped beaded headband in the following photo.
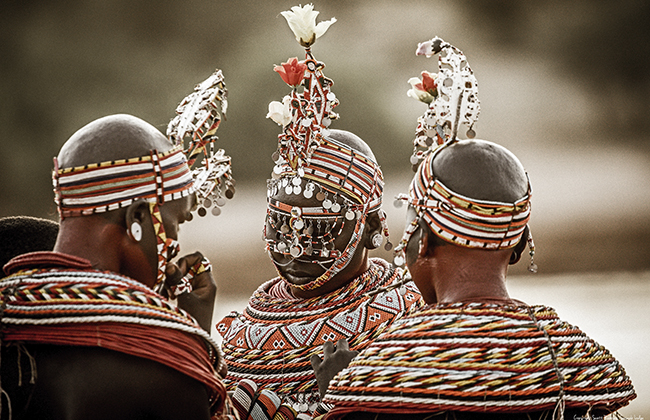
[394,145,532,259]
[270,136,384,214]
[53,146,193,218]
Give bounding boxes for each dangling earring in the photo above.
[129,221,142,242]
[371,232,383,249]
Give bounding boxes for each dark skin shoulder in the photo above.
[2,344,211,420]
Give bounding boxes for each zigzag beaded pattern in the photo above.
[0,268,219,349]
[323,302,635,414]
[217,259,423,398]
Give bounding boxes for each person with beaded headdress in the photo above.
[316,37,636,419]
[0,71,239,419]
[216,5,422,417]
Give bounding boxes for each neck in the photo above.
[423,245,511,304]
[53,216,124,273]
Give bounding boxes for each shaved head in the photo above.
[433,139,528,203]
[327,129,377,163]
[57,114,173,168]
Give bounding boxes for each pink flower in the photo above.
[274,58,307,87]
[415,71,437,96]
[407,71,438,104]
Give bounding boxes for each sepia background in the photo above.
[1,0,648,415]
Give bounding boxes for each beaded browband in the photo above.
[53,146,193,218]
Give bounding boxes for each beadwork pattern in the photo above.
[53,146,193,218]
[322,301,636,417]
[0,255,227,414]
[217,259,423,414]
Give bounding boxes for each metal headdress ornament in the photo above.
[267,4,339,177]
[392,37,537,274]
[167,69,235,217]
[264,5,390,292]
[406,36,480,170]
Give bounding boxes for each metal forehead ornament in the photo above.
[167,69,235,217]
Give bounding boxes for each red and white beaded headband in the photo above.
[53,146,193,219]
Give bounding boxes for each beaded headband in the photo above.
[393,145,533,260]
[394,37,537,273]
[53,146,193,219]
[265,5,389,291]
[167,69,235,217]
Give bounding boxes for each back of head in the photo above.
[0,216,59,269]
[406,139,532,252]
[57,114,174,168]
[433,139,528,204]
[53,114,192,219]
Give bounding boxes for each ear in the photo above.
[125,199,151,242]
[418,229,429,258]
[509,225,529,265]
[363,211,382,249]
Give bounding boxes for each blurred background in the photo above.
[1,0,648,415]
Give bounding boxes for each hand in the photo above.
[310,338,359,398]
[165,252,217,332]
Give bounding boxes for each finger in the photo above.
[230,379,257,419]
[179,251,203,267]
[164,262,182,285]
[336,338,351,352]
[310,353,323,370]
[322,340,335,357]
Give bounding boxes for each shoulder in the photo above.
[6,344,212,420]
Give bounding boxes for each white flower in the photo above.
[266,95,292,127]
[407,77,434,104]
[281,4,336,47]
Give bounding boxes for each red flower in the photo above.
[415,71,437,96]
[274,57,307,87]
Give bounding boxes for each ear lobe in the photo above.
[418,231,429,258]
[125,200,150,242]
[508,225,529,265]
[363,211,382,249]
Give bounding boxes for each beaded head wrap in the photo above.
[52,70,234,288]
[264,5,389,292]
[393,37,537,273]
